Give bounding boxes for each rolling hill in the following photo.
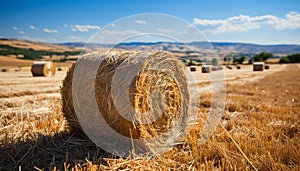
[60,41,300,57]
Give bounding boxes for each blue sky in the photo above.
[0,0,299,44]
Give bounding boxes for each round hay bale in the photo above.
[190,66,196,72]
[211,66,218,71]
[1,68,8,72]
[202,65,211,73]
[61,51,190,156]
[226,65,232,69]
[264,64,270,70]
[253,62,264,71]
[31,62,56,77]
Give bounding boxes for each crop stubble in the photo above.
[0,64,299,170]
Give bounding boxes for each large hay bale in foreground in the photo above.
[31,61,56,77]
[61,51,190,155]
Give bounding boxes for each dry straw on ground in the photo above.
[31,61,56,77]
[61,50,190,155]
[1,60,300,170]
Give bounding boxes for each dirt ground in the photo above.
[0,64,299,170]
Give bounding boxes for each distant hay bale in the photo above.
[212,66,220,71]
[15,68,20,72]
[253,62,264,71]
[265,64,270,70]
[61,51,189,155]
[58,67,63,71]
[1,68,8,72]
[190,66,196,72]
[226,65,232,69]
[236,65,241,69]
[31,61,56,77]
[202,65,211,73]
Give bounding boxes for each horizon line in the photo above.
[1,37,300,46]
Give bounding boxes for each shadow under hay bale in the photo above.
[236,65,241,69]
[1,68,8,72]
[0,132,112,170]
[61,51,190,156]
[57,67,63,71]
[31,61,56,77]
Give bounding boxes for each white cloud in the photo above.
[12,26,25,34]
[29,25,36,30]
[102,29,141,35]
[12,26,18,31]
[192,11,300,34]
[69,35,82,40]
[134,20,147,24]
[156,28,173,33]
[71,24,101,32]
[267,11,300,30]
[43,28,58,33]
[111,23,116,27]
[63,24,68,28]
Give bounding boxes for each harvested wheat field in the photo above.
[0,62,299,170]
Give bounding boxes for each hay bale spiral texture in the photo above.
[61,51,190,155]
[31,61,56,77]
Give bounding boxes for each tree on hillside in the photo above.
[186,60,196,66]
[237,56,246,64]
[212,58,218,65]
[279,57,290,63]
[253,52,273,62]
[287,53,300,63]
[233,56,246,64]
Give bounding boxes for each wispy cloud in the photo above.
[134,20,147,24]
[69,35,82,40]
[156,28,173,33]
[12,26,18,31]
[63,24,68,28]
[192,11,300,34]
[43,28,58,33]
[71,24,100,32]
[12,26,25,34]
[29,25,36,30]
[102,29,141,35]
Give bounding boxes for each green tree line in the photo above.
[0,44,81,60]
[279,53,300,63]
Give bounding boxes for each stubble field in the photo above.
[0,64,299,170]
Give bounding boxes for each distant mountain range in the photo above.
[58,41,300,57]
[1,38,299,58]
